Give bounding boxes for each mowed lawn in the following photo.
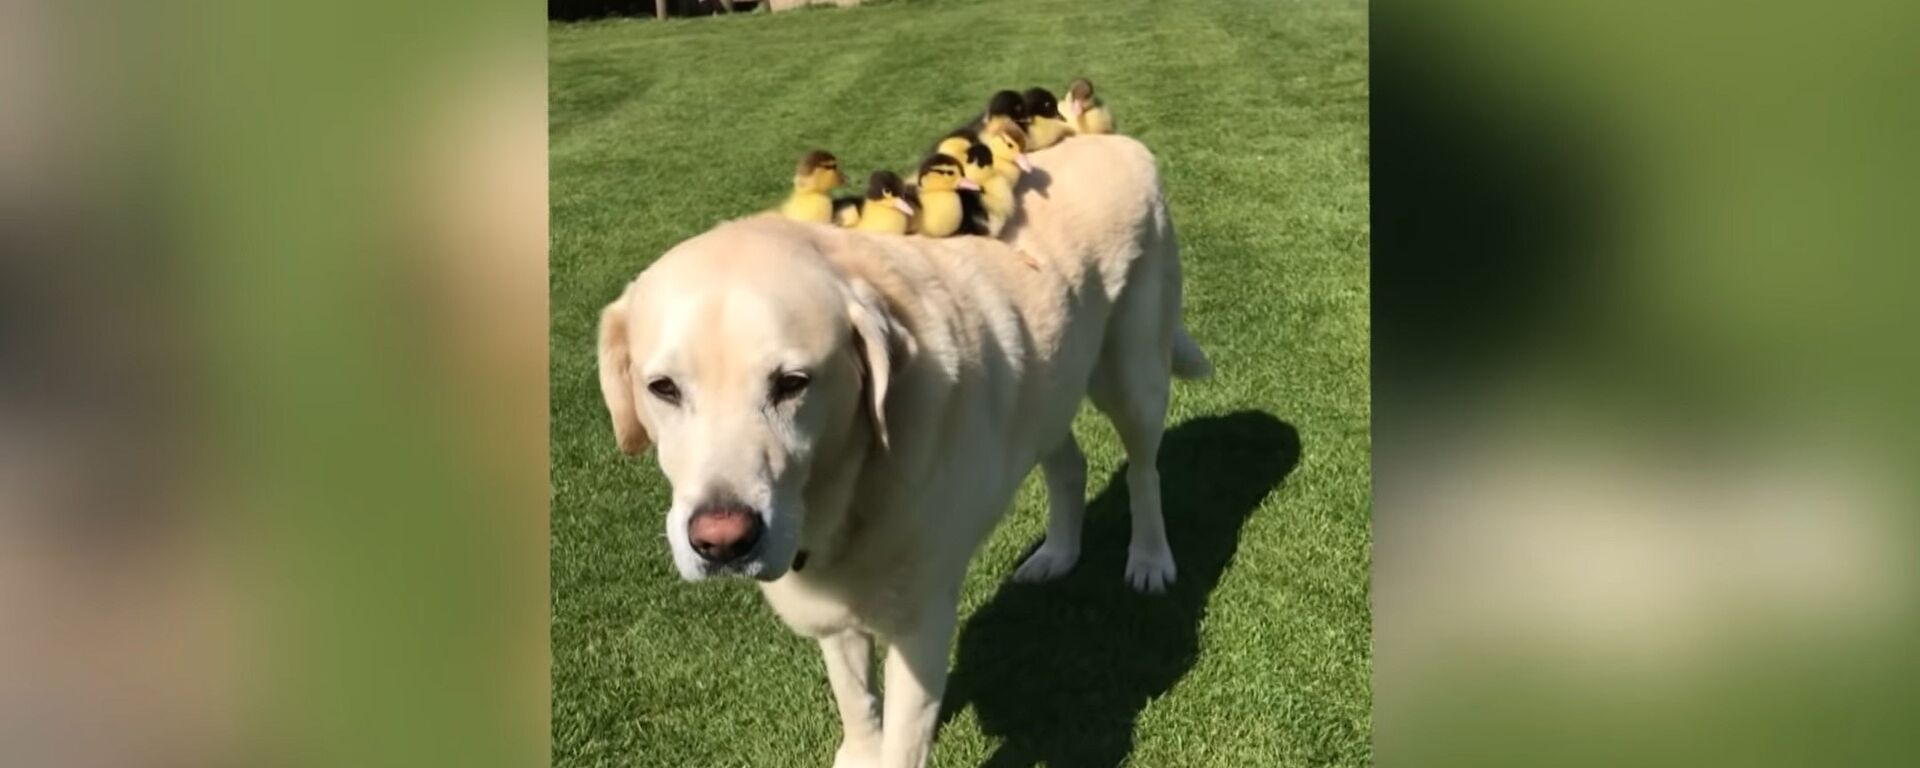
[550,1,1370,766]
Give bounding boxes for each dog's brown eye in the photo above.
[647,377,681,404]
[771,372,810,402]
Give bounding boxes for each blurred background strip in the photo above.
[1374,0,1920,765]
[2,0,547,766]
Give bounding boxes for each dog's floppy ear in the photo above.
[597,292,651,456]
[844,278,909,450]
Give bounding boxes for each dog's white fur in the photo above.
[596,135,1209,768]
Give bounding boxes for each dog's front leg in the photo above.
[820,630,881,768]
[877,601,959,768]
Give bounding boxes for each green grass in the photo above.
[549,0,1370,765]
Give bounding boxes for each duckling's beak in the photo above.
[1015,154,1032,173]
[891,197,915,216]
[957,177,981,192]
[1063,100,1082,119]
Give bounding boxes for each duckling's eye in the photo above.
[647,377,681,404]
[771,372,810,403]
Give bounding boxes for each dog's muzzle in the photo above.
[687,501,765,568]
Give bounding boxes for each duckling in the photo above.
[932,136,1003,234]
[832,192,864,228]
[959,141,1015,235]
[981,118,1033,183]
[832,178,868,227]
[851,171,917,235]
[932,89,1030,157]
[934,130,976,164]
[778,150,848,223]
[979,89,1031,131]
[956,152,993,237]
[1063,77,1114,135]
[909,154,982,238]
[1022,87,1072,150]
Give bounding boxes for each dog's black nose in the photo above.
[688,502,764,564]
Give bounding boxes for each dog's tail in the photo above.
[1171,326,1213,380]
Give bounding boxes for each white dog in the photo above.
[595,134,1211,768]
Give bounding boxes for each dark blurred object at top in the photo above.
[549,0,764,21]
[1371,7,1614,403]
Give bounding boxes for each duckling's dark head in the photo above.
[1067,77,1096,103]
[796,150,839,176]
[796,150,846,187]
[1023,88,1061,120]
[865,170,906,200]
[986,90,1030,127]
[918,154,963,178]
[917,154,970,190]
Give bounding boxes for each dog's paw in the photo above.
[831,739,879,768]
[1124,545,1177,593]
[1012,542,1080,582]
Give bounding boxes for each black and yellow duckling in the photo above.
[981,118,1033,183]
[979,89,1031,130]
[850,170,918,235]
[1022,87,1072,150]
[1063,77,1114,135]
[832,192,864,228]
[934,130,976,165]
[779,150,848,223]
[831,176,867,227]
[929,88,1029,160]
[830,168,876,227]
[932,135,1004,235]
[958,141,1015,236]
[910,154,987,238]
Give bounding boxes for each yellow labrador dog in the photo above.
[595,134,1210,768]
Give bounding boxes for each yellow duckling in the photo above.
[958,141,1015,236]
[933,136,1005,235]
[934,132,975,163]
[1022,87,1072,150]
[931,90,1028,160]
[851,171,917,236]
[833,194,863,228]
[831,173,868,227]
[981,118,1033,183]
[910,154,981,238]
[1063,77,1114,135]
[778,150,847,223]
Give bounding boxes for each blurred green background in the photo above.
[1373,0,1920,766]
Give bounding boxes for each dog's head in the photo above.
[596,220,904,581]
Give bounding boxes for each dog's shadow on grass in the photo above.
[942,410,1302,768]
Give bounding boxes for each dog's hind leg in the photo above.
[1012,435,1088,582]
[1089,262,1179,593]
[1092,365,1176,593]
